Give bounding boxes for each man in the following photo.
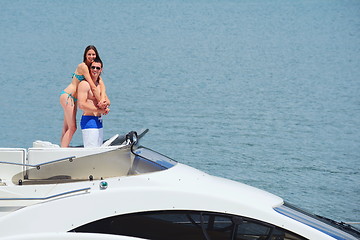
[77,58,110,147]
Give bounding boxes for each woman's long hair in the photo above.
[83,45,101,65]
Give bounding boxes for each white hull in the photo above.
[0,130,358,240]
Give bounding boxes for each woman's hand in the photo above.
[100,107,110,115]
[97,99,109,109]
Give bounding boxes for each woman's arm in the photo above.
[77,81,108,115]
[78,63,102,102]
[98,77,110,108]
[99,76,107,101]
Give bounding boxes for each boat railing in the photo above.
[0,187,90,201]
[0,156,76,170]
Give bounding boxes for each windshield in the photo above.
[128,146,177,175]
[274,202,360,240]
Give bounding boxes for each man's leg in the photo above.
[82,128,103,147]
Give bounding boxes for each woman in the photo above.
[60,45,108,147]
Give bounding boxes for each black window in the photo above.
[235,219,271,240]
[71,210,307,240]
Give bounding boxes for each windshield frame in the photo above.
[128,146,178,174]
[274,202,360,240]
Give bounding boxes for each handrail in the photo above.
[0,187,90,201]
[0,156,76,170]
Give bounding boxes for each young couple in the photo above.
[60,45,110,148]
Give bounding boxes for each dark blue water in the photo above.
[1,0,359,223]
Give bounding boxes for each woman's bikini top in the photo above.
[72,73,85,81]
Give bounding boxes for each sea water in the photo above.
[1,0,359,223]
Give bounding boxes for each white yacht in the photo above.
[0,129,359,240]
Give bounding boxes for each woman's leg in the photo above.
[61,110,68,140]
[60,94,77,147]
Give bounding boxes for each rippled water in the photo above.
[1,0,359,223]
